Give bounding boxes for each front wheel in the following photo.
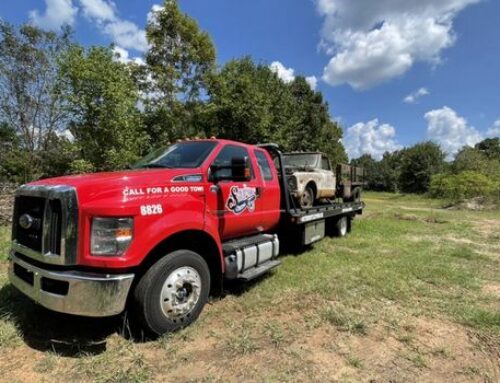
[300,185,315,209]
[132,250,210,337]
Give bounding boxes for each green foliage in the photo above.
[475,137,500,160]
[353,138,499,202]
[205,57,346,165]
[205,57,294,143]
[352,151,402,192]
[398,141,445,194]
[145,0,216,142]
[0,21,72,181]
[60,46,148,171]
[429,171,498,202]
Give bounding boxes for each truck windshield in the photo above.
[283,154,319,168]
[132,141,217,169]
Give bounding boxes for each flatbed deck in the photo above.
[286,200,364,223]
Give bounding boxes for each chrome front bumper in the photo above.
[9,252,134,317]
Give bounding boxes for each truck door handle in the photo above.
[256,187,262,197]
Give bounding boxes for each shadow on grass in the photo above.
[0,283,122,356]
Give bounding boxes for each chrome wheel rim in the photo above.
[301,188,313,208]
[339,217,347,236]
[160,266,201,320]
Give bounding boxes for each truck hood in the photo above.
[28,168,203,206]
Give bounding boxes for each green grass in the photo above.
[0,226,10,262]
[0,192,498,382]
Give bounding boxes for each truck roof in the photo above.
[180,138,263,150]
[283,151,326,156]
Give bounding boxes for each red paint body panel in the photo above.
[27,139,281,270]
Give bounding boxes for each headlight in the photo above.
[287,176,297,191]
[91,217,133,256]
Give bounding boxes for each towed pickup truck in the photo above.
[8,139,363,337]
[284,152,365,208]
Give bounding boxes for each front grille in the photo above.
[13,196,45,251]
[12,185,78,265]
[45,199,62,255]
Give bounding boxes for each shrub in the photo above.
[429,171,498,202]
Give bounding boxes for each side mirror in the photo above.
[210,156,251,182]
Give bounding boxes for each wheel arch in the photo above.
[305,180,317,200]
[136,229,223,297]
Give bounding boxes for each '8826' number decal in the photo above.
[140,204,163,216]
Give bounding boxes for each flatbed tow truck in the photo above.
[8,139,363,336]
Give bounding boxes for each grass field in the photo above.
[0,192,498,382]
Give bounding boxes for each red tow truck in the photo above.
[8,139,363,336]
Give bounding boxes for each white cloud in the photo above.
[29,0,78,30]
[425,106,483,159]
[487,119,500,137]
[112,46,145,65]
[344,119,402,160]
[306,76,318,90]
[404,87,430,104]
[148,4,164,24]
[79,0,148,52]
[104,20,147,51]
[80,0,115,22]
[57,129,75,142]
[270,61,295,83]
[269,61,318,90]
[317,0,481,90]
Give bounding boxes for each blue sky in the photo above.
[1,0,499,160]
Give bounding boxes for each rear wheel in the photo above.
[334,216,348,237]
[300,185,315,209]
[352,187,361,202]
[132,250,210,337]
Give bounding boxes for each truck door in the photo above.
[254,149,281,227]
[321,155,336,198]
[207,144,264,240]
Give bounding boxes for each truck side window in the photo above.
[321,156,330,170]
[211,145,254,180]
[255,150,273,181]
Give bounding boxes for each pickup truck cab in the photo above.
[283,152,336,208]
[8,139,363,337]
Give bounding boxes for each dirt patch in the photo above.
[447,198,499,211]
[472,219,500,238]
[483,283,500,299]
[394,213,447,224]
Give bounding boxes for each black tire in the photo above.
[132,250,210,337]
[334,216,349,237]
[352,187,361,202]
[300,185,315,209]
[343,187,361,203]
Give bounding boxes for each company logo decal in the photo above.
[226,186,256,214]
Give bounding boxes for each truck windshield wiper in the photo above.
[140,163,173,169]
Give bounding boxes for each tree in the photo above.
[205,57,297,144]
[475,137,500,160]
[453,146,490,174]
[145,0,216,142]
[398,142,445,193]
[430,171,497,202]
[287,77,346,165]
[205,57,347,164]
[60,46,147,171]
[0,22,72,181]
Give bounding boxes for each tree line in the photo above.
[0,0,345,183]
[352,138,500,202]
[0,0,498,203]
